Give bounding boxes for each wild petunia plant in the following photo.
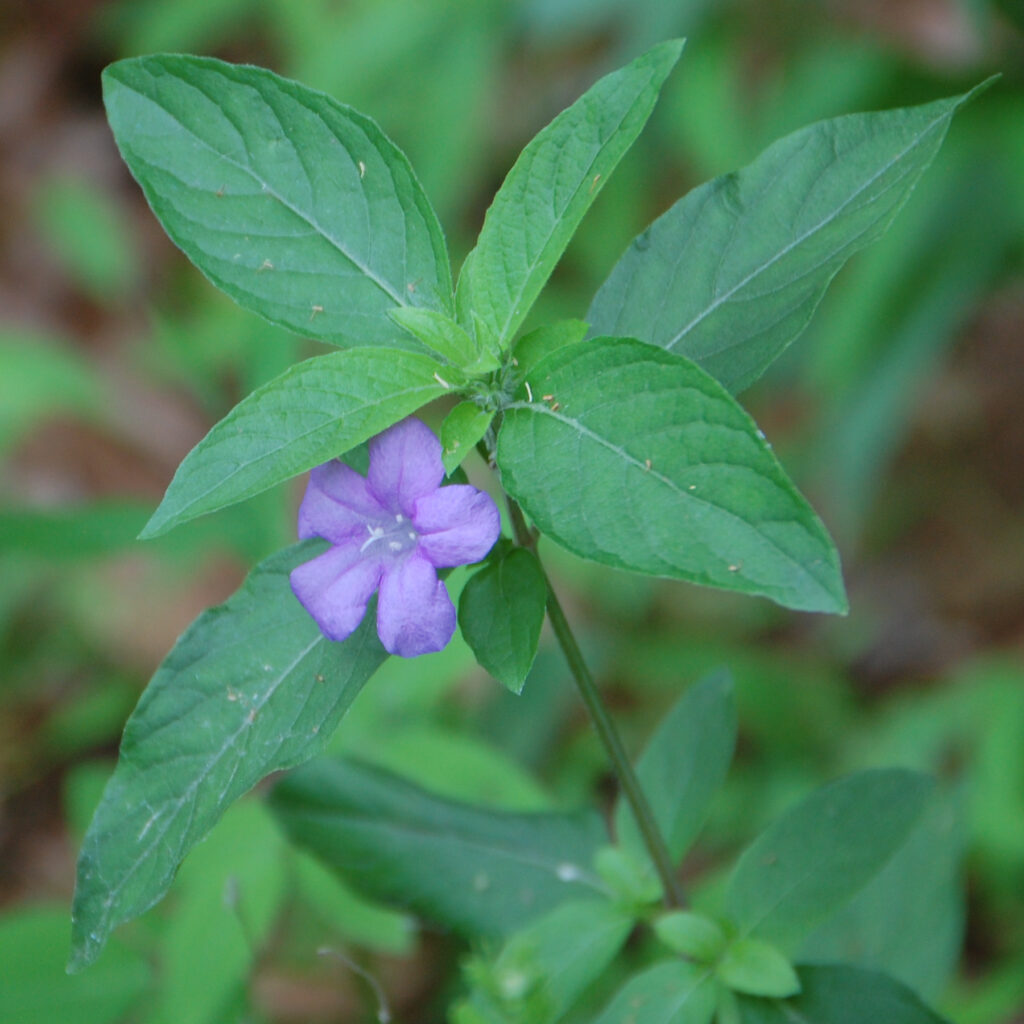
[71,40,988,1023]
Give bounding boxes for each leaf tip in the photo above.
[137,512,168,540]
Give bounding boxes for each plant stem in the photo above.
[505,498,686,908]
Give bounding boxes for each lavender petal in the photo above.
[368,418,444,516]
[376,554,455,657]
[289,543,382,642]
[413,485,502,568]
[298,460,387,542]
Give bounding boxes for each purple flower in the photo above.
[290,417,501,657]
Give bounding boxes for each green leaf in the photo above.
[267,756,608,937]
[592,961,716,1024]
[141,347,447,538]
[459,899,634,1023]
[70,543,388,970]
[736,964,952,1024]
[654,911,729,962]
[594,845,663,908]
[615,669,736,865]
[102,55,453,347]
[0,906,150,1024]
[458,39,684,352]
[716,937,801,998]
[294,850,415,955]
[441,401,494,474]
[512,319,589,378]
[496,338,846,614]
[388,305,493,369]
[724,769,934,952]
[151,799,286,1024]
[0,331,104,456]
[588,83,991,393]
[799,787,964,999]
[33,175,138,301]
[459,546,548,694]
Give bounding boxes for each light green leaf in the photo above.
[441,401,494,474]
[592,961,716,1024]
[589,83,991,393]
[0,331,104,456]
[459,546,548,694]
[268,756,608,937]
[388,305,493,369]
[496,338,846,614]
[716,937,801,998]
[460,899,634,1023]
[141,347,447,538]
[615,669,736,864]
[294,850,415,955]
[512,319,589,378]
[70,543,388,970]
[102,55,453,347]
[594,845,663,908]
[458,39,684,352]
[654,911,729,962]
[737,964,952,1024]
[0,906,150,1024]
[151,799,286,1024]
[725,769,934,952]
[33,175,138,301]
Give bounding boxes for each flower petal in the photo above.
[376,554,455,657]
[298,461,386,543]
[414,485,501,567]
[367,418,444,516]
[290,543,382,643]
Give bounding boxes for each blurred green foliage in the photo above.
[2,0,1023,1021]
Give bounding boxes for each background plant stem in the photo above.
[505,496,687,908]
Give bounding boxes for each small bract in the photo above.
[290,417,501,657]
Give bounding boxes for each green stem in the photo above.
[505,498,686,908]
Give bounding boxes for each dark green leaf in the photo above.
[615,669,736,864]
[725,769,934,952]
[141,348,446,538]
[70,543,388,970]
[497,338,846,613]
[589,84,991,393]
[737,964,952,1024]
[798,788,964,999]
[593,960,717,1024]
[459,547,548,694]
[268,756,608,937]
[458,40,683,352]
[103,55,453,347]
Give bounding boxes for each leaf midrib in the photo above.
[84,629,326,950]
[664,103,954,351]
[487,65,661,347]
[507,400,836,604]
[118,68,410,308]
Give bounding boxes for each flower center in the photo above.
[359,512,419,557]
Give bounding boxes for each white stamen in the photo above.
[360,524,385,552]
[388,541,402,551]
[395,513,404,522]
